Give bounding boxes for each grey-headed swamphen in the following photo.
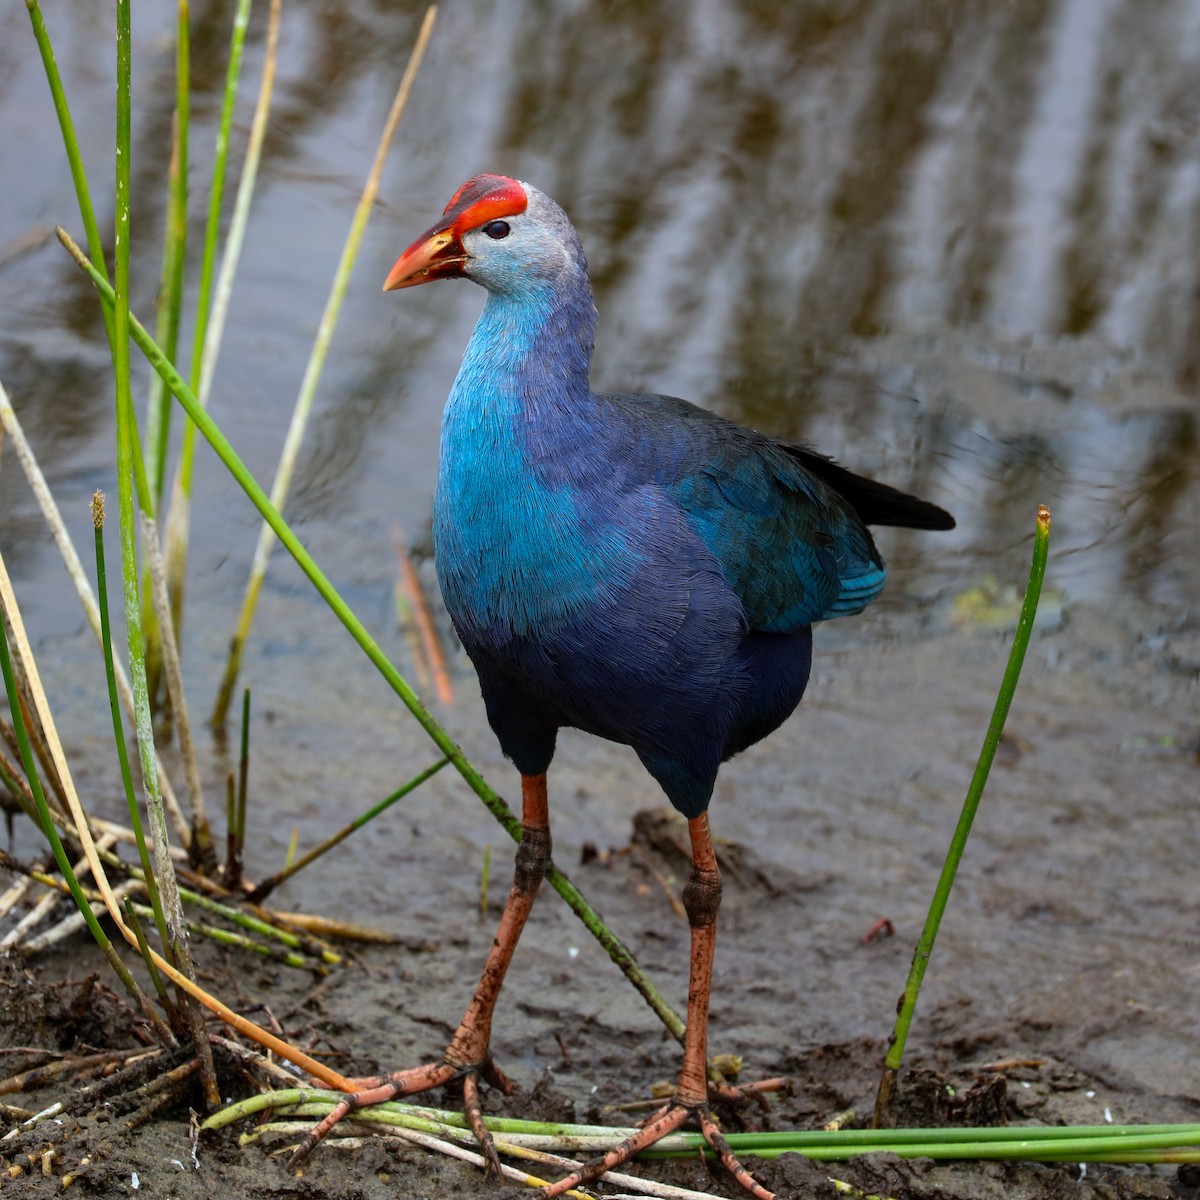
[294,175,955,1198]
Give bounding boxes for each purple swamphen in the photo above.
[295,176,955,1197]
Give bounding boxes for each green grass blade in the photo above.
[156,0,254,714]
[25,1,114,350]
[114,0,218,1101]
[0,377,191,845]
[208,1091,1200,1167]
[112,0,174,938]
[123,895,178,1024]
[236,686,250,843]
[246,756,451,902]
[130,902,312,969]
[92,492,172,958]
[28,0,152,514]
[874,505,1052,1124]
[145,2,191,503]
[184,0,252,458]
[140,3,192,714]
[141,507,217,869]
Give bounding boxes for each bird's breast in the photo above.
[432,407,634,643]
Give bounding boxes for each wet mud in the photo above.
[2,590,1197,1199]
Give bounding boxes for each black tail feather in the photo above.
[785,445,956,531]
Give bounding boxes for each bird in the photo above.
[293,175,955,1198]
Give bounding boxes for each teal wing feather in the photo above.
[604,392,892,631]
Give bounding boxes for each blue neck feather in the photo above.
[433,275,626,639]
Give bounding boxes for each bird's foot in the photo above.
[285,1054,515,1177]
[541,1094,778,1200]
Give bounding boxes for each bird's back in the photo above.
[590,389,951,632]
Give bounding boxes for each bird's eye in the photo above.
[481,220,510,239]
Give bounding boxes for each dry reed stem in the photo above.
[208,1035,311,1089]
[212,5,438,725]
[0,738,38,821]
[23,879,140,953]
[391,525,453,704]
[0,1050,151,1099]
[0,834,115,950]
[0,549,349,1090]
[138,510,215,869]
[0,873,37,923]
[9,678,67,816]
[260,1123,597,1200]
[262,911,401,943]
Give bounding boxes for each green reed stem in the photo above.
[246,756,451,903]
[237,686,250,844]
[178,0,252,498]
[0,379,190,844]
[874,505,1052,1125]
[146,1,191,503]
[225,687,251,887]
[140,3,192,712]
[92,492,172,960]
[56,229,687,1045]
[208,1090,1200,1166]
[158,0,252,726]
[114,1,217,1099]
[28,0,152,511]
[173,886,340,964]
[25,1,114,351]
[112,7,154,522]
[123,895,178,1025]
[130,902,311,969]
[112,0,174,955]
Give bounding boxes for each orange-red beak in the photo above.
[383,174,529,293]
[382,223,466,291]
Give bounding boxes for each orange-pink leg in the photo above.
[542,813,776,1200]
[287,773,551,1175]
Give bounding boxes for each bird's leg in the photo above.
[443,771,550,1077]
[287,773,551,1174]
[542,814,775,1200]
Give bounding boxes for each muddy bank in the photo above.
[2,592,1197,1199]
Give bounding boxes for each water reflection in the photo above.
[0,0,1197,619]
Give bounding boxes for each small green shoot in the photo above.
[873,505,1052,1126]
[246,757,451,903]
[93,491,173,963]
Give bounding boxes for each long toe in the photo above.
[539,1100,778,1200]
[698,1107,776,1200]
[286,1059,462,1169]
[540,1102,691,1197]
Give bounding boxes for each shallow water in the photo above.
[0,3,1197,1194]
